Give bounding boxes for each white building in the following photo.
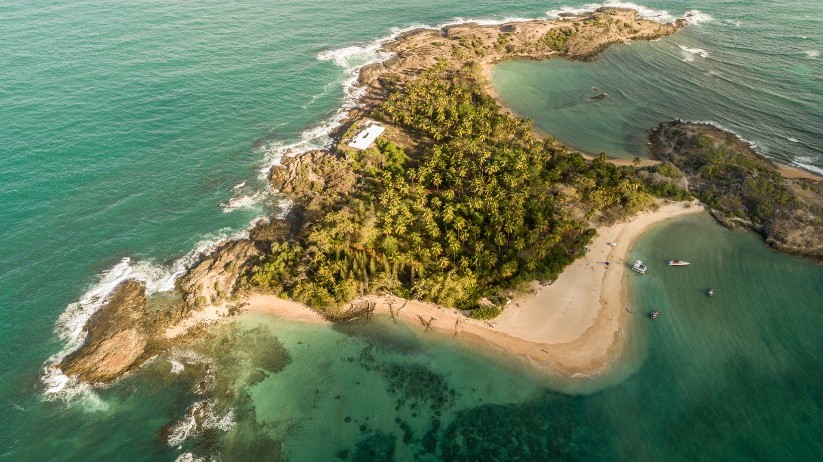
[347,123,385,150]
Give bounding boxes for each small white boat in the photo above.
[707,288,716,297]
[632,260,647,275]
[649,309,661,319]
[667,260,690,266]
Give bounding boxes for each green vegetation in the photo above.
[540,28,576,52]
[246,63,663,317]
[630,162,692,201]
[651,123,797,225]
[468,305,501,320]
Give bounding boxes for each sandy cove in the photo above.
[245,201,705,377]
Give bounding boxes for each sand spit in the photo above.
[246,201,704,377]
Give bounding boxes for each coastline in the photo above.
[49,5,822,393]
[245,201,705,377]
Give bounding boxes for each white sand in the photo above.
[244,201,705,376]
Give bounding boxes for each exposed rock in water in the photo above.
[59,280,153,384]
[649,120,823,260]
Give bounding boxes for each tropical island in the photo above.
[53,7,822,389]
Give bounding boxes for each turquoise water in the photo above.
[1,0,822,460]
[493,2,823,170]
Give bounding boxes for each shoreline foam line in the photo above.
[41,217,269,400]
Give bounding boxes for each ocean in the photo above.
[0,0,820,460]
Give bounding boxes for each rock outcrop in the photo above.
[177,240,262,309]
[177,218,296,309]
[269,150,357,212]
[59,280,153,384]
[649,120,823,260]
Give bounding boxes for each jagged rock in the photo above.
[269,150,356,210]
[59,279,151,384]
[177,240,262,309]
[176,215,298,310]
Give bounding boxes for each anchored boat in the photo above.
[667,260,690,266]
[707,288,716,297]
[632,260,647,274]
[649,309,661,319]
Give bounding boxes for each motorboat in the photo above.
[649,310,661,319]
[667,260,690,266]
[632,260,647,275]
[707,288,716,297]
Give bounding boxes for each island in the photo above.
[52,7,821,389]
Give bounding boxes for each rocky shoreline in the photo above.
[53,9,703,387]
[649,120,823,261]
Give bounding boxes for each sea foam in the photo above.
[678,45,710,62]
[166,400,235,447]
[42,218,268,402]
[686,120,761,150]
[546,2,711,25]
[791,157,823,176]
[220,191,264,213]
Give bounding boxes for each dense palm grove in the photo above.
[245,63,684,317]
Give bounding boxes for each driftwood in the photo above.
[417,315,436,332]
[387,298,408,324]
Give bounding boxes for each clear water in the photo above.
[1,0,821,459]
[493,1,823,171]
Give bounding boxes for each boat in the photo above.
[649,310,661,319]
[667,260,690,266]
[707,288,716,297]
[631,260,647,275]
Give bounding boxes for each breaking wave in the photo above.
[791,157,823,176]
[679,45,710,62]
[546,2,711,25]
[221,191,264,213]
[166,400,235,447]
[42,218,268,401]
[686,120,761,150]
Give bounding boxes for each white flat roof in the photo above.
[347,124,385,150]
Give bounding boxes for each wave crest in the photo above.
[678,45,710,62]
[546,2,711,25]
[166,400,235,447]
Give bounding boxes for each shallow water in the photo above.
[223,215,822,461]
[493,2,822,170]
[1,0,822,459]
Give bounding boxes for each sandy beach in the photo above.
[245,200,705,377]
